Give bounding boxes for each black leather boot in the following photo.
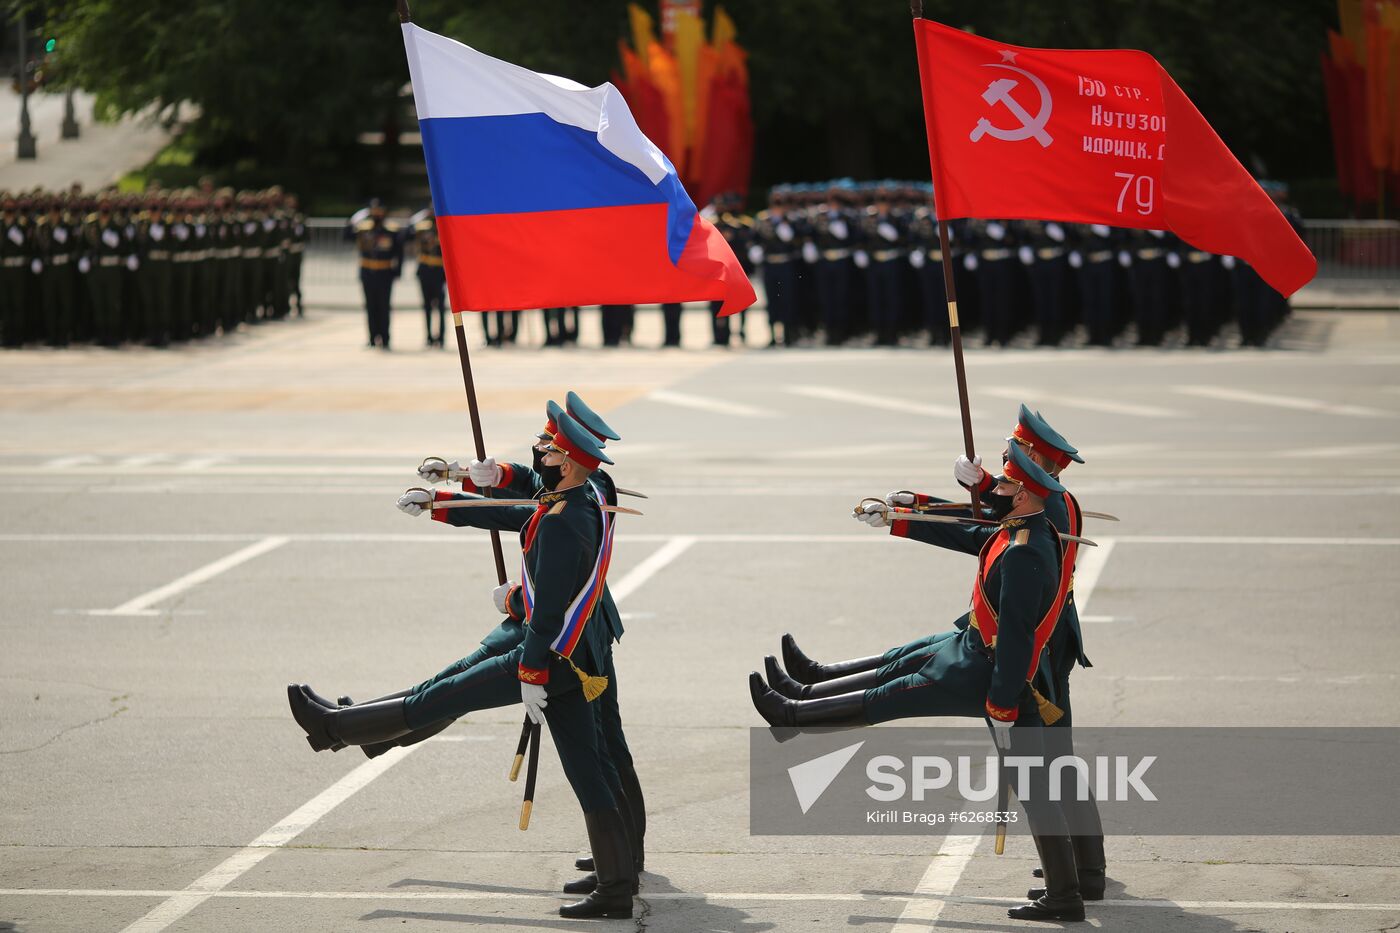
[1008,834,1085,922]
[565,777,645,894]
[750,672,866,727]
[781,633,883,685]
[299,686,354,752]
[559,809,634,919]
[288,685,413,751]
[1029,834,1105,901]
[766,656,886,699]
[362,719,452,760]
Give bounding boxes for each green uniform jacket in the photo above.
[431,470,617,683]
[891,510,1060,719]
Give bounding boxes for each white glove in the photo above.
[962,253,978,271]
[990,717,1014,750]
[396,488,433,516]
[853,250,870,269]
[521,682,548,724]
[877,221,899,242]
[1046,222,1066,243]
[492,580,517,614]
[7,226,23,246]
[885,491,916,507]
[417,458,458,484]
[854,501,889,527]
[1018,245,1034,266]
[102,229,120,248]
[125,255,139,271]
[1221,255,1237,270]
[747,244,764,265]
[801,241,819,264]
[830,218,848,240]
[909,249,926,269]
[1068,250,1084,269]
[954,454,984,487]
[776,222,794,242]
[1166,252,1182,269]
[468,457,502,488]
[29,258,42,274]
[1117,250,1132,268]
[173,225,189,242]
[986,222,1006,241]
[78,256,91,273]
[149,224,163,241]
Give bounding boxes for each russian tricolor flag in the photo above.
[402,24,756,316]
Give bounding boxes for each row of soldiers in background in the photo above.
[0,186,307,349]
[350,200,649,351]
[720,179,1300,350]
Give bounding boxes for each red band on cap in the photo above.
[542,418,558,437]
[553,431,602,471]
[1012,423,1072,470]
[1003,457,1051,499]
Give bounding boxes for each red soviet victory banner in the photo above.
[913,19,1317,297]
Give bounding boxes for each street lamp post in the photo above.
[61,87,78,138]
[16,12,37,159]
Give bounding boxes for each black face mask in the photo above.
[532,446,564,491]
[982,491,1016,521]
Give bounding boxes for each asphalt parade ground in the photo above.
[3,306,1400,933]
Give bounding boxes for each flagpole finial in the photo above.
[910,0,923,18]
[396,0,412,24]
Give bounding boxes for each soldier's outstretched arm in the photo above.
[396,489,536,531]
[888,513,997,555]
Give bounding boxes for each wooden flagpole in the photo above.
[910,0,981,517]
[397,0,535,816]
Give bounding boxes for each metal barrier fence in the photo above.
[305,217,1400,292]
[1299,220,1400,281]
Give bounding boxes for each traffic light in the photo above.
[44,38,57,54]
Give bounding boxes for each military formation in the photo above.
[707,179,1301,349]
[0,185,307,349]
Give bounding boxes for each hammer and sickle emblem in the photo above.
[969,61,1054,148]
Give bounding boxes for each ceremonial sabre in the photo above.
[396,0,538,813]
[520,721,542,830]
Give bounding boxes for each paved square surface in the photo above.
[3,307,1399,931]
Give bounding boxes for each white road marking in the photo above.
[116,745,422,933]
[1173,385,1395,418]
[117,454,169,468]
[85,536,290,616]
[787,385,969,418]
[1281,442,1400,458]
[7,889,1400,911]
[609,535,697,602]
[889,833,982,931]
[1071,537,1115,616]
[647,389,775,418]
[982,387,1183,419]
[106,533,688,930]
[39,455,98,469]
[174,456,229,471]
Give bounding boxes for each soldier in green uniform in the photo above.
[413,209,446,347]
[262,189,289,320]
[33,195,78,347]
[287,412,636,920]
[2,192,35,346]
[775,404,1106,901]
[285,194,307,318]
[397,393,647,899]
[750,443,1086,923]
[238,192,265,323]
[81,194,127,347]
[140,192,175,346]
